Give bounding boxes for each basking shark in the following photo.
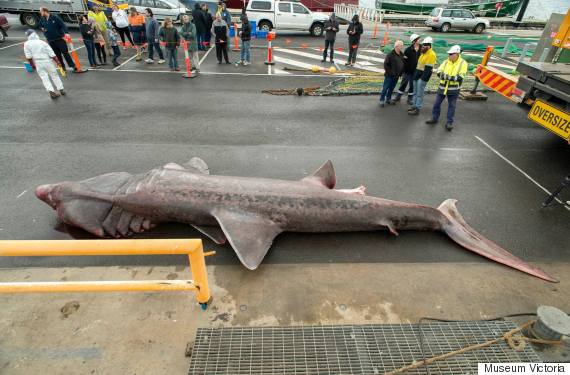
[35,158,557,282]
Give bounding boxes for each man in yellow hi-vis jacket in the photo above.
[426,45,468,131]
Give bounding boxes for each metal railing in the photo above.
[334,4,384,23]
[0,239,213,309]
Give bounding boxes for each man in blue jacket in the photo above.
[39,7,77,71]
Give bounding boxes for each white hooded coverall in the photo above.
[24,32,64,92]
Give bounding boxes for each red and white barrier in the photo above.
[64,34,86,73]
[181,40,196,78]
[264,31,275,66]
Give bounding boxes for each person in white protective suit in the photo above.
[24,29,66,99]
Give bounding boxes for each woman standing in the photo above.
[128,7,145,61]
[345,14,363,67]
[112,4,133,49]
[159,17,180,71]
[79,15,97,68]
[92,19,107,65]
[212,14,229,64]
[87,5,109,54]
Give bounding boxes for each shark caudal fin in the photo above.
[438,199,558,283]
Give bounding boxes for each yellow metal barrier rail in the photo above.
[0,239,213,310]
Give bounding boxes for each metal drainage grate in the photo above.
[188,321,541,375]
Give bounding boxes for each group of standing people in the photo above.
[379,34,468,130]
[321,13,363,66]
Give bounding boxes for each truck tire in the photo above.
[258,21,272,32]
[473,23,485,34]
[440,22,450,32]
[22,13,39,28]
[310,22,324,37]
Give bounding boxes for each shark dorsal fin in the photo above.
[301,160,336,189]
[212,209,283,270]
[184,157,210,174]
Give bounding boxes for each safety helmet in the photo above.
[447,44,461,54]
[409,33,420,43]
[422,36,433,45]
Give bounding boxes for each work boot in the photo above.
[59,90,66,96]
[445,122,454,131]
[425,118,438,124]
[393,93,402,102]
[321,58,326,63]
[406,97,413,105]
[408,108,419,115]
[49,91,59,99]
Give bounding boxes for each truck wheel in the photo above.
[22,13,39,28]
[473,23,485,34]
[440,23,450,32]
[258,21,272,32]
[310,22,324,37]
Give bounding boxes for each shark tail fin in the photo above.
[438,199,558,283]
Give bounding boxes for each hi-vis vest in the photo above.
[437,57,467,95]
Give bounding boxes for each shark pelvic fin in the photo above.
[301,160,336,189]
[191,225,227,245]
[213,209,283,270]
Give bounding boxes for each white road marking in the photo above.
[199,47,214,65]
[0,65,25,69]
[276,48,383,73]
[0,41,24,50]
[319,48,385,63]
[273,67,291,75]
[113,53,138,71]
[16,190,27,199]
[475,135,570,212]
[272,55,316,70]
[267,64,272,75]
[91,67,354,77]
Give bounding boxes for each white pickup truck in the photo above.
[246,0,328,36]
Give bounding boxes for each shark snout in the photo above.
[35,184,58,209]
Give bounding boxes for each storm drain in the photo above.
[188,321,541,374]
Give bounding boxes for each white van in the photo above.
[246,0,328,36]
[126,0,187,22]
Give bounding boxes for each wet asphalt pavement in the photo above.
[0,16,568,269]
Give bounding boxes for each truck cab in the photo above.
[246,0,328,36]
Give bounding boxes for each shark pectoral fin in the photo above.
[212,210,283,270]
[191,225,227,245]
[301,160,337,189]
[183,157,210,175]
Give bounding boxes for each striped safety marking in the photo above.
[476,66,516,100]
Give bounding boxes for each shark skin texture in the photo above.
[34,158,557,282]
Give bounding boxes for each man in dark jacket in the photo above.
[203,4,213,48]
[321,13,339,63]
[379,40,405,106]
[212,15,229,64]
[345,14,363,66]
[39,7,77,71]
[394,33,420,105]
[192,3,207,50]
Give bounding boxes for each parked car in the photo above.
[126,0,188,22]
[425,8,490,34]
[0,14,10,42]
[246,0,328,36]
